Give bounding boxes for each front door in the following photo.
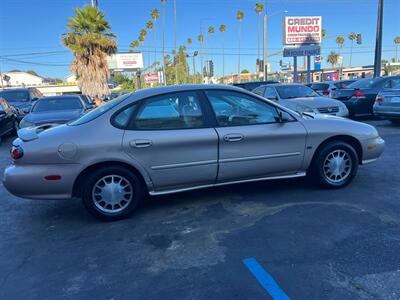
[204,90,307,182]
[122,91,218,191]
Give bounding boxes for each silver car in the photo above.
[253,83,349,117]
[3,85,384,221]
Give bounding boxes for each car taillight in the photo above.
[353,89,365,98]
[375,95,383,104]
[10,146,24,160]
[322,90,330,96]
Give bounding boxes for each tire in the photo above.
[82,166,145,221]
[310,141,359,189]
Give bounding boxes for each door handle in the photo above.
[223,134,244,142]
[130,139,152,148]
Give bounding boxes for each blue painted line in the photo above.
[243,257,291,300]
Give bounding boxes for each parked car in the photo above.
[0,98,18,143]
[19,95,88,128]
[0,88,42,119]
[373,78,400,124]
[78,94,95,109]
[253,83,349,117]
[233,81,279,91]
[306,80,357,96]
[330,76,400,116]
[3,85,384,221]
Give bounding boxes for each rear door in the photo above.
[121,91,218,191]
[204,89,307,182]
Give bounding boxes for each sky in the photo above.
[0,0,399,79]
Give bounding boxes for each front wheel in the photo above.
[82,167,145,221]
[311,141,359,189]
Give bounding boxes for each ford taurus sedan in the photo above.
[253,84,349,117]
[3,85,384,221]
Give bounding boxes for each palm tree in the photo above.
[207,26,215,73]
[161,0,167,85]
[348,32,357,67]
[187,38,192,46]
[150,9,160,70]
[198,34,204,82]
[236,10,245,83]
[336,35,345,55]
[146,21,154,70]
[219,24,226,82]
[327,51,339,69]
[394,36,400,62]
[187,38,192,82]
[130,40,139,50]
[62,5,117,102]
[255,2,264,75]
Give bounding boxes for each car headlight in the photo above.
[296,105,314,114]
[19,119,35,128]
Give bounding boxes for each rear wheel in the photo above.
[82,166,145,221]
[311,141,359,189]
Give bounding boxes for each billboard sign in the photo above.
[283,16,322,45]
[107,52,144,70]
[283,45,321,57]
[144,72,164,84]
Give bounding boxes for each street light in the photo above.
[263,8,288,80]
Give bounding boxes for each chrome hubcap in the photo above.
[323,150,352,183]
[92,175,133,213]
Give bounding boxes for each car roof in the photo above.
[39,95,82,101]
[130,84,248,100]
[0,88,32,92]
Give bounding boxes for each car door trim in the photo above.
[151,159,218,170]
[219,152,301,163]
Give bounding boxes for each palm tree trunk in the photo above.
[349,40,354,67]
[162,2,166,85]
[205,34,208,77]
[174,0,178,84]
[200,42,204,82]
[396,45,399,62]
[222,32,225,83]
[257,15,260,76]
[154,25,157,72]
[238,22,241,83]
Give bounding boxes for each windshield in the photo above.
[348,77,383,89]
[32,97,83,112]
[275,85,319,99]
[69,94,130,126]
[0,90,29,102]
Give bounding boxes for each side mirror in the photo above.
[31,97,39,102]
[22,107,31,114]
[275,111,284,123]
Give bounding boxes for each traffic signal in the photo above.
[356,33,362,45]
[279,60,283,67]
[209,60,214,77]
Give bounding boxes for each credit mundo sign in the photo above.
[283,16,322,45]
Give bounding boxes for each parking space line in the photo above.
[243,258,291,300]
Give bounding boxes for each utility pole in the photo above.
[263,0,268,81]
[374,0,384,78]
[174,0,178,84]
[91,0,98,7]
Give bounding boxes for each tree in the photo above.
[219,24,227,82]
[255,2,264,75]
[336,36,345,54]
[130,40,139,49]
[348,32,357,67]
[236,10,245,82]
[62,5,117,102]
[394,36,400,62]
[241,69,249,74]
[187,38,192,46]
[146,21,154,70]
[164,45,189,84]
[207,26,215,74]
[150,9,160,70]
[198,34,204,82]
[327,51,339,69]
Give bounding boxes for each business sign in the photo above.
[283,45,321,57]
[314,55,321,71]
[283,16,322,45]
[144,72,164,84]
[107,52,144,70]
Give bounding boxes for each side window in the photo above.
[205,90,279,127]
[135,92,204,130]
[113,104,137,128]
[383,80,392,89]
[253,86,265,96]
[265,87,278,100]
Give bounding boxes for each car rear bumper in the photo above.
[361,136,385,164]
[3,163,82,200]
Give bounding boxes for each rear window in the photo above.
[310,83,329,90]
[69,94,130,126]
[348,78,383,89]
[32,97,83,112]
[0,90,29,102]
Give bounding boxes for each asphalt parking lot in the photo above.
[0,119,400,300]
